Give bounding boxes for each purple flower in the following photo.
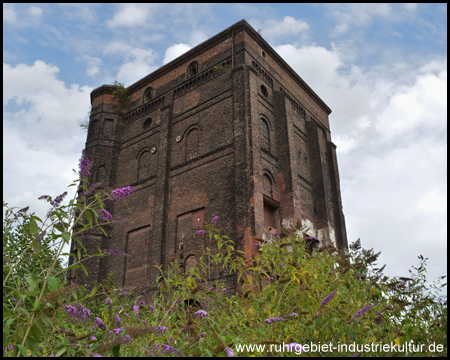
[78,150,91,178]
[139,299,145,305]
[209,287,215,291]
[223,288,227,291]
[110,186,136,202]
[150,305,154,313]
[185,336,190,341]
[169,336,174,342]
[197,230,205,234]
[355,274,361,279]
[50,191,68,207]
[305,236,317,240]
[279,263,285,267]
[274,231,281,238]
[124,312,130,318]
[253,244,260,247]
[98,209,113,222]
[352,304,374,320]
[142,320,147,325]
[269,277,274,282]
[195,310,208,318]
[224,348,234,357]
[91,353,103,357]
[201,332,206,337]
[115,313,121,326]
[106,298,111,305]
[386,305,394,310]
[120,335,132,344]
[65,303,92,322]
[211,216,219,223]
[38,195,49,200]
[94,317,106,330]
[91,336,97,340]
[264,317,286,323]
[133,305,139,314]
[110,327,124,335]
[287,313,298,317]
[319,290,337,309]
[153,326,168,334]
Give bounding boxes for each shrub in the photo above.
[3,152,447,357]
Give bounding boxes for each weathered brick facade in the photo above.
[69,20,348,294]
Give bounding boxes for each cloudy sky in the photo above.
[3,4,447,287]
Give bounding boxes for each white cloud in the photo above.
[327,3,393,35]
[107,4,159,28]
[103,42,157,86]
[81,55,103,77]
[261,16,309,42]
[28,6,42,18]
[3,4,17,24]
[250,16,309,45]
[3,60,92,221]
[163,43,192,65]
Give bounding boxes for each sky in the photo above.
[3,4,447,289]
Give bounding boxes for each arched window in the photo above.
[143,88,153,104]
[263,174,272,195]
[187,62,198,79]
[137,150,151,181]
[260,119,270,151]
[97,166,106,185]
[186,128,199,161]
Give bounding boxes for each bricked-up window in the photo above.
[260,119,270,151]
[187,62,198,78]
[186,128,199,161]
[263,174,272,197]
[137,150,151,181]
[143,88,152,103]
[97,166,106,185]
[185,255,196,273]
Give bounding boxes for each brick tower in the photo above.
[69,19,348,293]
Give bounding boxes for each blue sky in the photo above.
[3,4,447,287]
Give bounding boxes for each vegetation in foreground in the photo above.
[3,152,447,357]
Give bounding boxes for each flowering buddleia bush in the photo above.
[3,152,447,356]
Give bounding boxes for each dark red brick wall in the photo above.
[69,20,347,292]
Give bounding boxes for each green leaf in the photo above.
[17,345,27,357]
[41,316,54,329]
[77,248,81,262]
[34,296,40,310]
[99,225,108,237]
[90,286,97,297]
[112,345,121,357]
[79,263,88,276]
[47,276,58,291]
[62,232,71,243]
[29,217,39,237]
[55,347,67,357]
[67,264,81,270]
[85,210,92,226]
